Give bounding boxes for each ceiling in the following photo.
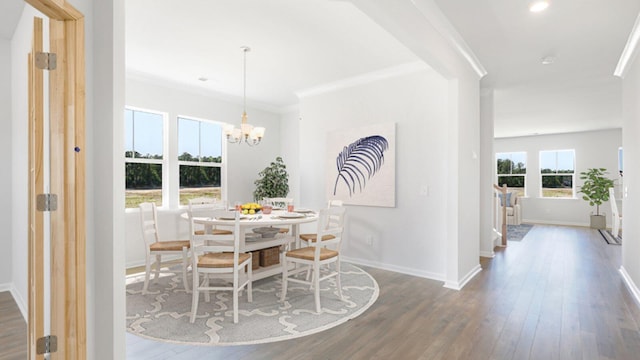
[434,0,640,138]
[4,0,639,138]
[0,0,23,40]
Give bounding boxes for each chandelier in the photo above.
[223,46,265,146]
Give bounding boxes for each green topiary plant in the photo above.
[253,157,289,201]
[578,168,615,216]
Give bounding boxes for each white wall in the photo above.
[620,31,640,302]
[495,129,622,227]
[350,0,483,290]
[0,38,12,288]
[298,68,449,279]
[479,89,496,257]
[279,109,301,204]
[93,0,125,357]
[448,76,481,289]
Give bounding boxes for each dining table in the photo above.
[181,208,318,281]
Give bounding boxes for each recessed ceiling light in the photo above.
[529,1,550,12]
[541,56,556,65]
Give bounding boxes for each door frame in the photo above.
[26,0,86,358]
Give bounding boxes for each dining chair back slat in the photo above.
[188,197,232,236]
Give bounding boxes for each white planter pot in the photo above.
[590,214,606,229]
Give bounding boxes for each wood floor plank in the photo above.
[0,291,27,360]
[121,224,640,360]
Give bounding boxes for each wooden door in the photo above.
[26,0,86,359]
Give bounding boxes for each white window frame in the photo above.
[539,149,576,199]
[124,106,167,209]
[496,151,527,197]
[177,115,227,206]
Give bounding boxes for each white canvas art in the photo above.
[326,123,396,207]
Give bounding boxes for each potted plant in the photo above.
[578,168,615,229]
[253,157,289,201]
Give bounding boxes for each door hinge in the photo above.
[35,52,57,70]
[36,335,58,355]
[36,194,58,212]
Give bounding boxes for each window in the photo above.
[125,108,164,208]
[618,147,623,177]
[540,149,575,198]
[496,152,526,197]
[178,117,224,205]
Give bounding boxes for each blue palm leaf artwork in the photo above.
[334,135,389,196]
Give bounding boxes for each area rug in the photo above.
[598,229,622,245]
[126,262,378,346]
[507,223,534,241]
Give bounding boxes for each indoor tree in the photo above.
[253,157,289,201]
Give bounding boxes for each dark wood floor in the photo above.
[3,225,640,359]
[126,225,640,359]
[0,291,27,360]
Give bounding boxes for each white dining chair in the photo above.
[301,199,344,248]
[263,197,294,234]
[609,188,622,238]
[280,206,346,313]
[187,197,232,236]
[139,202,191,294]
[263,197,293,209]
[189,209,252,324]
[300,200,344,280]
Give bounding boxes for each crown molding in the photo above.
[295,61,428,99]
[410,0,487,79]
[614,12,640,78]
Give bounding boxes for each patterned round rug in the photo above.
[126,262,378,345]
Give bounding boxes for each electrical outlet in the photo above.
[365,235,373,246]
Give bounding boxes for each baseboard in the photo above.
[522,218,589,227]
[341,256,445,282]
[479,250,495,258]
[0,283,28,320]
[443,264,482,291]
[619,266,640,307]
[126,254,184,270]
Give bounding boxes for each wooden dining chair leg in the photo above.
[233,281,239,324]
[280,260,289,302]
[154,254,162,282]
[336,260,343,301]
[181,246,190,293]
[143,254,152,294]
[247,263,253,302]
[308,270,313,290]
[305,264,313,282]
[204,274,211,303]
[314,262,322,314]
[190,267,199,323]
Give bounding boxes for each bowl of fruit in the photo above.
[240,202,262,215]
